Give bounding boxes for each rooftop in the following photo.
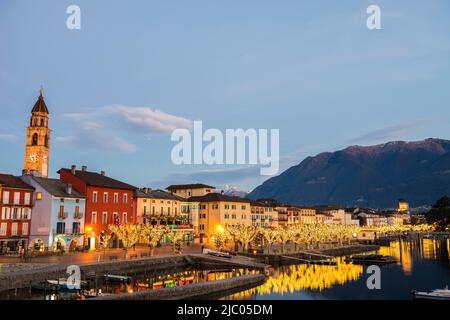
[135,188,185,201]
[32,177,85,198]
[250,200,277,207]
[0,174,34,190]
[166,183,215,190]
[31,91,49,114]
[188,193,251,203]
[58,168,137,190]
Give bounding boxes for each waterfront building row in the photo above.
[0,91,410,253]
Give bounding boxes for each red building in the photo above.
[58,165,136,249]
[0,174,34,253]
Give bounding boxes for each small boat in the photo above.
[31,279,87,292]
[203,248,232,259]
[412,286,450,300]
[104,274,132,282]
[346,254,396,265]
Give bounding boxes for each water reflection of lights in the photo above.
[378,239,450,276]
[226,258,363,299]
[379,241,413,275]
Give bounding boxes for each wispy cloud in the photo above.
[349,120,430,145]
[0,133,18,142]
[55,133,137,153]
[56,105,193,153]
[104,105,193,134]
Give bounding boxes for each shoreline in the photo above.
[239,244,380,265]
[92,274,266,300]
[0,254,267,293]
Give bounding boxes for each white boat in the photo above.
[104,274,132,282]
[412,286,450,300]
[203,248,232,259]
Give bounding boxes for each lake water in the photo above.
[2,238,449,300]
[224,239,450,300]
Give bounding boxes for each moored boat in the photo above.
[31,279,87,292]
[346,254,396,265]
[104,274,132,282]
[412,286,450,300]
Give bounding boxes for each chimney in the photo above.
[81,166,87,172]
[66,183,73,195]
[100,171,105,176]
[71,165,76,174]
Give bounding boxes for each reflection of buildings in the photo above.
[421,238,450,260]
[379,240,413,275]
[378,239,450,276]
[226,258,363,299]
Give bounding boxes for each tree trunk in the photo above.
[124,248,129,259]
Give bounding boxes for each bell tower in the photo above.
[24,88,51,177]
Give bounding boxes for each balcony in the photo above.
[74,212,84,220]
[10,216,30,221]
[58,212,68,220]
[53,228,85,235]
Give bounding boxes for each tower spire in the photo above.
[39,85,44,97]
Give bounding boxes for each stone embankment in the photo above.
[319,245,379,257]
[0,254,266,292]
[92,274,266,300]
[240,244,380,265]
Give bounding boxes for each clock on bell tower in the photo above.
[24,88,51,178]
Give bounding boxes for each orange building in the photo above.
[187,193,251,243]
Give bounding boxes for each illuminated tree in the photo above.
[212,231,227,250]
[108,224,141,259]
[99,230,112,260]
[276,226,295,253]
[140,225,167,256]
[167,231,186,254]
[225,224,259,252]
[260,228,279,254]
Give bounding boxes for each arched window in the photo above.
[40,119,44,126]
[45,134,49,147]
[32,133,38,146]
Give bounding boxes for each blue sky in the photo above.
[1,0,450,191]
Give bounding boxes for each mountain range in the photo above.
[247,138,450,208]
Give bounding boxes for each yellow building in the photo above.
[134,188,187,225]
[298,207,316,224]
[398,198,410,213]
[167,183,215,199]
[187,193,251,243]
[275,206,289,227]
[134,188,194,243]
[250,201,277,228]
[24,89,51,178]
